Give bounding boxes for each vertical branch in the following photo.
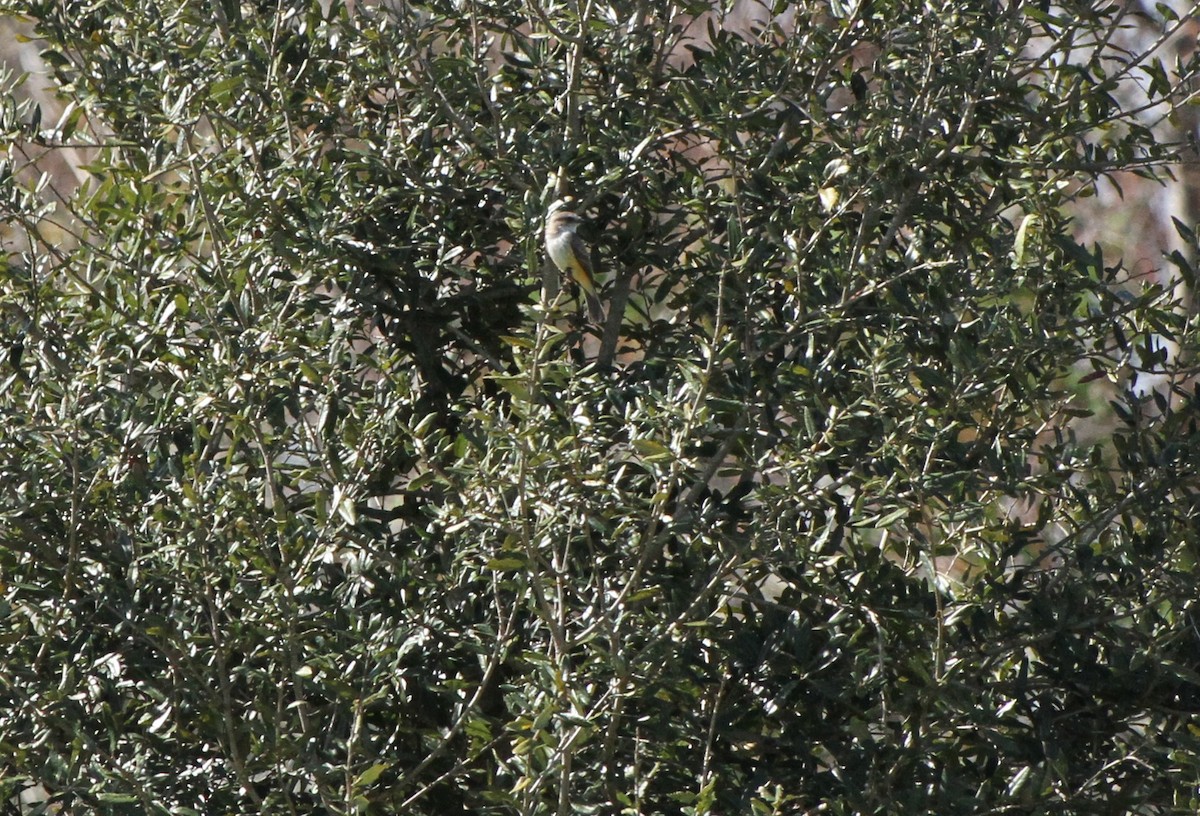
[547,0,596,198]
[596,261,632,366]
[698,676,728,799]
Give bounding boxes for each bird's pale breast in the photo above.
[546,229,577,271]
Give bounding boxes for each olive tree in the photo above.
[2,0,1199,813]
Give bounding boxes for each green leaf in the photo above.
[353,763,389,789]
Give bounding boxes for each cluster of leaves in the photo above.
[1,0,1199,813]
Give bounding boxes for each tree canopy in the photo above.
[2,0,1200,813]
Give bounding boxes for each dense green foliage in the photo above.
[2,0,1200,813]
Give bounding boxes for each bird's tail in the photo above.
[584,290,605,324]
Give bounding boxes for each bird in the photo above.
[544,209,605,323]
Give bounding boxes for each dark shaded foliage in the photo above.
[2,0,1199,813]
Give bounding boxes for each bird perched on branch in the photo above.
[544,209,605,323]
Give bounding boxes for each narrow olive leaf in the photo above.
[1012,213,1038,268]
[486,557,526,571]
[353,763,389,789]
[632,439,674,462]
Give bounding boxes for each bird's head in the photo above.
[546,209,583,233]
